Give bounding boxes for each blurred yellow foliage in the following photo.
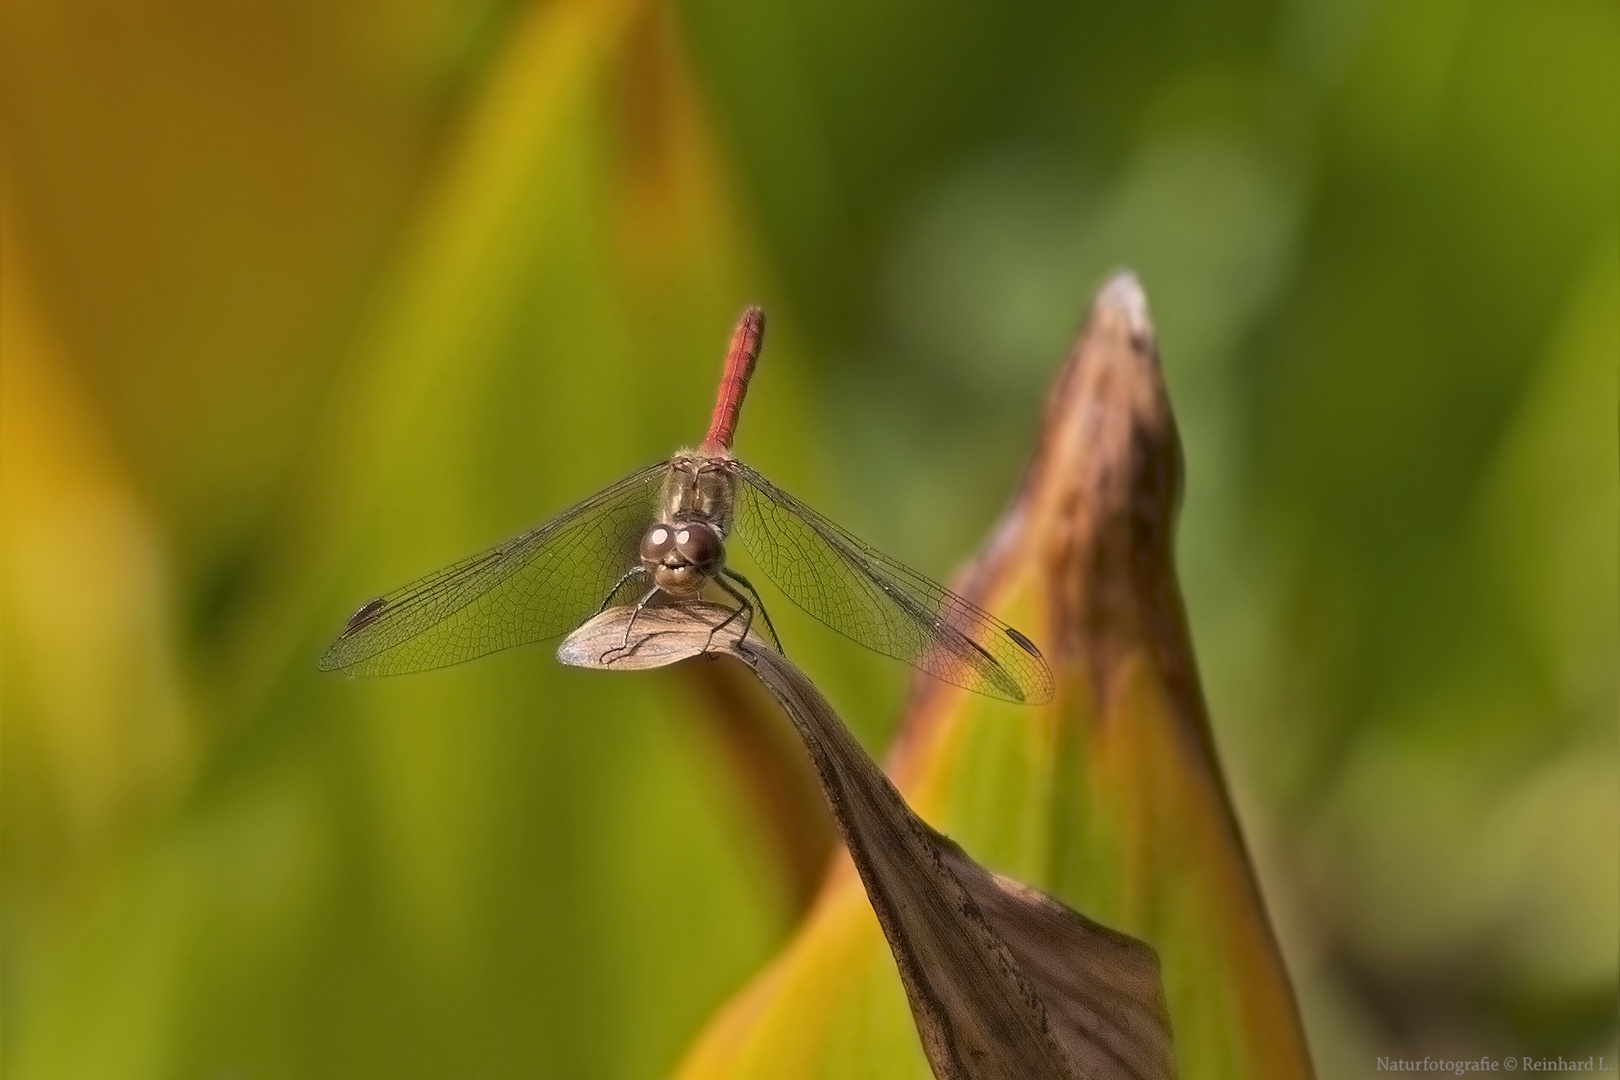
[1,0,1613,1075]
[1,236,191,887]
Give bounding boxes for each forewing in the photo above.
[320,462,668,676]
[731,463,1053,703]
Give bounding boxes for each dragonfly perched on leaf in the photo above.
[321,308,1053,704]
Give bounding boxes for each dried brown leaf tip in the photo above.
[892,272,1315,1079]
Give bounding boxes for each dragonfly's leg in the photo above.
[720,568,782,654]
[707,574,753,654]
[602,584,662,663]
[594,565,648,619]
[620,585,663,648]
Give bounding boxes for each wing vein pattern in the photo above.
[320,462,668,676]
[731,463,1052,703]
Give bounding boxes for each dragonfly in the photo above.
[320,308,1053,704]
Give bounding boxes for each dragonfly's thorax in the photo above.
[643,455,735,599]
[660,452,737,534]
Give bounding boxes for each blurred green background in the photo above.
[2,0,1614,1076]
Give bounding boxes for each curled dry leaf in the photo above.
[560,603,1175,1080]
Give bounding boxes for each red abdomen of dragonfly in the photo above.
[700,306,765,454]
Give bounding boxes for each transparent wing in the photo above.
[731,463,1053,704]
[320,461,669,676]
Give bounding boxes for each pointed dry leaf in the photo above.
[675,273,1315,1080]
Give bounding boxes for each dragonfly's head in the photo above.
[641,520,725,599]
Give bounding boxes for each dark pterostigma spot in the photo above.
[1004,627,1042,658]
[341,597,388,638]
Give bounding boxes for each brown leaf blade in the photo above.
[561,605,1175,1080]
[935,842,1174,1079]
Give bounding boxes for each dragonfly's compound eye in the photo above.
[640,524,677,564]
[673,522,724,571]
